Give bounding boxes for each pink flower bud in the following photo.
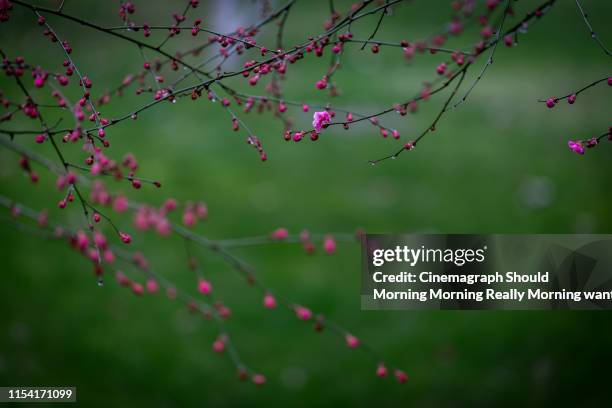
[167,287,177,300]
[252,374,266,385]
[163,198,178,212]
[183,211,196,227]
[376,363,388,377]
[119,232,132,244]
[113,195,128,212]
[323,235,336,254]
[395,369,408,384]
[567,140,585,155]
[213,336,226,353]
[116,270,131,287]
[295,305,312,320]
[345,334,360,348]
[271,227,289,240]
[146,278,159,293]
[198,279,212,295]
[103,250,115,263]
[263,293,277,309]
[436,62,446,75]
[131,282,144,296]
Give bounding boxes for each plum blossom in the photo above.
[567,140,585,155]
[312,110,331,133]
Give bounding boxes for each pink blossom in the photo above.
[155,217,171,236]
[213,337,226,353]
[113,195,128,212]
[345,334,360,348]
[395,369,409,384]
[166,287,177,300]
[93,231,107,249]
[103,249,115,263]
[252,374,266,385]
[183,210,196,227]
[163,198,178,212]
[376,363,388,377]
[568,140,585,155]
[76,230,89,250]
[116,271,131,287]
[198,279,212,295]
[294,305,312,320]
[263,293,277,309]
[323,235,336,254]
[146,278,159,293]
[271,227,289,240]
[312,110,331,133]
[119,232,132,244]
[131,282,144,296]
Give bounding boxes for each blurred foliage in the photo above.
[0,0,611,406]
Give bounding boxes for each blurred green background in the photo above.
[1,0,611,406]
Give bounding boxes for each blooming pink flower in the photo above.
[567,140,585,155]
[312,111,331,133]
